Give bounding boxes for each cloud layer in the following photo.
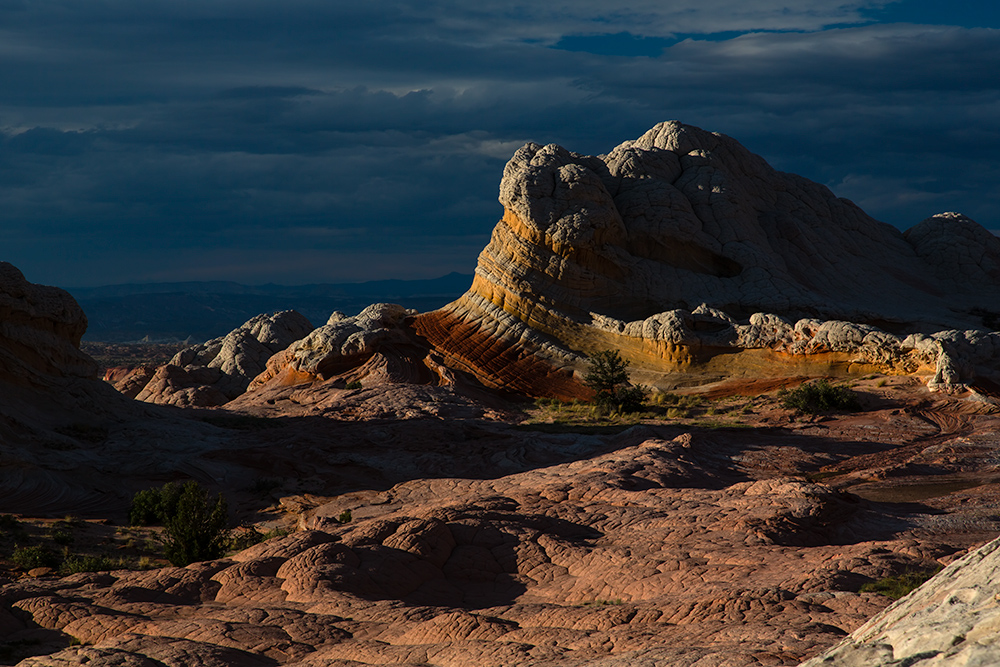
[1,1,997,286]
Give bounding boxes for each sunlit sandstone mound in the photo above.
[414,122,1000,397]
[128,310,314,407]
[800,535,1000,666]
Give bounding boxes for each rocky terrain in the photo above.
[130,311,314,408]
[6,362,1000,666]
[3,120,1000,666]
[117,122,1000,410]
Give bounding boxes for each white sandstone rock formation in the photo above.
[413,121,1000,398]
[800,535,1000,666]
[249,303,416,389]
[134,310,313,407]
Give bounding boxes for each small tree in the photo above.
[584,350,646,412]
[162,482,229,566]
[778,379,860,414]
[129,481,184,526]
[131,481,230,566]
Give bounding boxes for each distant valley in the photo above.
[69,272,472,343]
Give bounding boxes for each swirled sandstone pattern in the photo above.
[413,122,1000,398]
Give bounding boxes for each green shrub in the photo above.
[860,568,942,600]
[227,527,266,552]
[337,509,352,524]
[12,545,60,570]
[584,350,646,412]
[161,481,230,566]
[51,527,74,546]
[129,481,184,526]
[233,526,290,546]
[60,554,127,573]
[345,381,362,390]
[778,379,860,413]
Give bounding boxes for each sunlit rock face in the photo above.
[800,535,1000,667]
[415,122,1000,397]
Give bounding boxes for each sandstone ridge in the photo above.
[801,534,1000,666]
[126,310,314,407]
[5,258,1000,666]
[113,122,1000,408]
[413,121,1000,398]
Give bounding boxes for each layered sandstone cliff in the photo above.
[102,122,1000,407]
[413,122,1000,398]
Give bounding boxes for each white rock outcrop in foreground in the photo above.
[800,535,1000,666]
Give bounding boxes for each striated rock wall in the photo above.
[419,122,1000,398]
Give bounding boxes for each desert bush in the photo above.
[161,481,230,566]
[129,481,184,526]
[51,527,74,546]
[226,528,265,552]
[580,598,623,607]
[226,524,289,551]
[60,554,127,573]
[860,568,942,600]
[11,545,59,570]
[584,350,646,412]
[130,480,230,566]
[345,381,362,390]
[778,379,860,413]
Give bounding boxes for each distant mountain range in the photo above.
[70,273,473,343]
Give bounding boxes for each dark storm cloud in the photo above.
[0,1,997,286]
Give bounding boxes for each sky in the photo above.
[1,1,999,288]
